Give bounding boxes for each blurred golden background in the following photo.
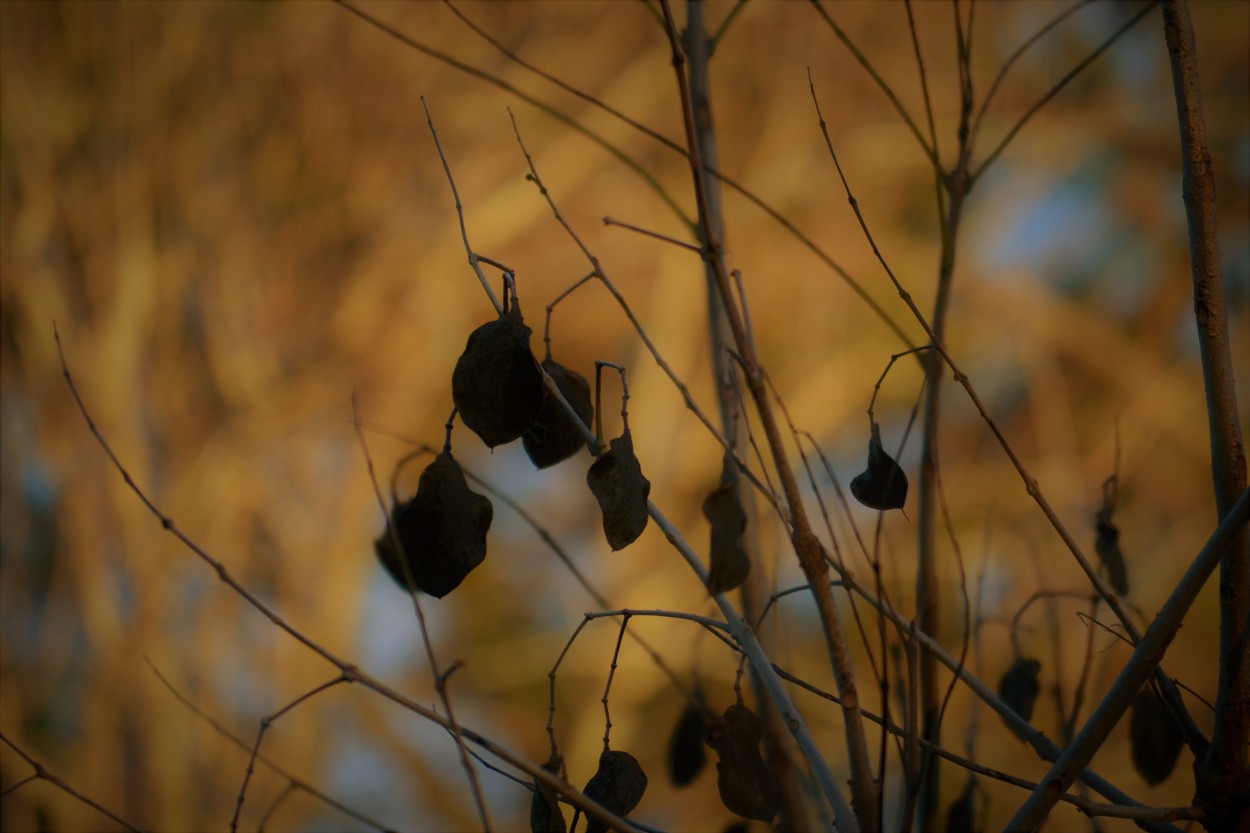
[1,2,1247,831]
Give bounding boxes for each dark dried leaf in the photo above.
[667,701,708,787]
[524,360,594,469]
[945,780,977,832]
[998,658,1041,738]
[1095,517,1129,596]
[586,430,651,550]
[452,306,544,448]
[372,452,492,598]
[703,480,749,594]
[850,422,908,511]
[705,704,779,822]
[1130,688,1184,786]
[582,749,648,833]
[530,754,566,833]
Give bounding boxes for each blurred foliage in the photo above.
[1,2,1246,831]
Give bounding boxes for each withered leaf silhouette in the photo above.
[703,479,749,594]
[705,704,780,822]
[586,430,650,550]
[1129,688,1184,786]
[581,749,648,833]
[998,658,1041,738]
[850,422,908,511]
[529,753,566,833]
[1094,512,1129,596]
[524,359,594,469]
[451,306,544,448]
[667,700,708,787]
[372,452,492,598]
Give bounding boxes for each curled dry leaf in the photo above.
[998,658,1041,738]
[530,753,566,833]
[451,306,544,448]
[850,422,908,511]
[705,704,780,822]
[373,452,492,598]
[667,700,709,787]
[586,429,651,550]
[524,359,594,469]
[1129,687,1184,786]
[581,749,648,833]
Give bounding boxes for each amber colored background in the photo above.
[1,2,1247,831]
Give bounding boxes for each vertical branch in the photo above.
[657,2,875,829]
[914,7,976,826]
[682,3,809,831]
[1162,1,1250,827]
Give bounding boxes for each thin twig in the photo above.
[602,216,702,253]
[807,0,938,168]
[972,1,1159,182]
[0,732,145,832]
[421,98,502,316]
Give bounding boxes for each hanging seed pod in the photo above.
[452,305,544,448]
[850,422,908,511]
[705,704,780,822]
[586,430,651,550]
[945,779,977,832]
[998,658,1041,737]
[1129,687,1184,786]
[667,700,709,787]
[1094,517,1129,596]
[524,360,594,469]
[1094,476,1129,596]
[372,452,492,598]
[530,753,566,833]
[703,457,750,594]
[581,749,648,833]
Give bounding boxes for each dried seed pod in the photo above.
[998,658,1041,737]
[667,701,708,787]
[530,753,566,833]
[850,422,908,511]
[1129,688,1184,786]
[372,452,492,598]
[1095,515,1129,596]
[586,430,650,550]
[705,704,780,822]
[524,360,594,469]
[451,306,544,448]
[581,749,648,833]
[703,477,749,594]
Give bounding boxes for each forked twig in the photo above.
[144,659,392,831]
[231,676,348,832]
[0,732,145,832]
